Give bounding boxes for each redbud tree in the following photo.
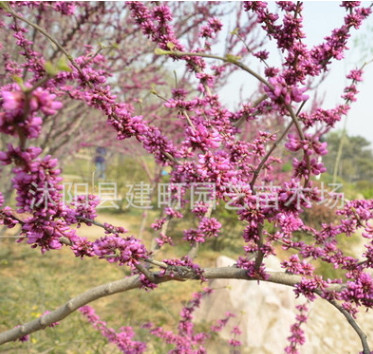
[0,2,372,353]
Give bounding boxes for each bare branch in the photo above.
[0,267,345,345]
[250,100,306,191]
[0,275,142,345]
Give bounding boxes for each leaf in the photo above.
[0,2,11,11]
[44,61,59,76]
[230,28,239,36]
[225,54,241,62]
[12,76,23,85]
[150,84,158,95]
[166,41,175,50]
[56,56,72,72]
[44,57,72,76]
[154,48,170,55]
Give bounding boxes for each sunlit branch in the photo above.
[0,267,346,345]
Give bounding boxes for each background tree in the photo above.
[324,131,373,183]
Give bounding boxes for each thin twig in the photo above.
[250,101,306,191]
[183,110,196,130]
[251,101,306,270]
[234,94,268,129]
[156,49,270,87]
[77,216,119,233]
[134,263,155,282]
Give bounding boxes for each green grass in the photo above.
[0,224,209,353]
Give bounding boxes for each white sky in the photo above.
[302,1,373,144]
[217,1,373,146]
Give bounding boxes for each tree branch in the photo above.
[250,100,306,190]
[315,290,371,354]
[0,267,344,345]
[155,49,270,87]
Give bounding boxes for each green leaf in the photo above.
[166,42,175,50]
[12,76,23,85]
[12,76,26,90]
[150,84,158,95]
[44,56,72,76]
[225,54,241,63]
[56,56,72,72]
[154,48,170,56]
[230,28,239,36]
[0,2,11,11]
[44,61,59,76]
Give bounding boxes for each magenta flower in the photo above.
[2,90,24,113]
[92,235,148,267]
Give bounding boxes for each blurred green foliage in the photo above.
[323,131,373,185]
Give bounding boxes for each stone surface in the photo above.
[193,255,373,353]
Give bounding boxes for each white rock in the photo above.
[194,255,373,353]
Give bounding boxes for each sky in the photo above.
[302,2,373,143]
[217,2,373,146]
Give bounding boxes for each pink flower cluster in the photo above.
[79,306,146,353]
[92,235,148,267]
[184,217,221,244]
[265,77,309,105]
[281,255,314,276]
[285,304,308,354]
[1,85,62,139]
[147,288,239,352]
